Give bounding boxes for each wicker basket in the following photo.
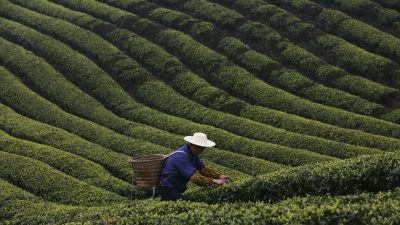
[128,154,167,190]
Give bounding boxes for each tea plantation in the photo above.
[1,0,400,224]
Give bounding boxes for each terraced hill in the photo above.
[1,0,400,223]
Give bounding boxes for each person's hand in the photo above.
[212,179,226,185]
[219,175,233,183]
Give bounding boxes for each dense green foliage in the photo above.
[13,0,400,154]
[1,0,400,223]
[382,108,400,124]
[0,5,337,167]
[0,102,133,181]
[0,151,125,206]
[209,0,400,86]
[67,0,389,116]
[152,0,399,103]
[81,0,400,150]
[0,14,367,162]
[0,20,281,174]
[187,151,400,203]
[145,0,400,139]
[0,130,132,196]
[1,179,400,224]
[311,0,400,36]
[265,0,400,64]
[0,70,256,177]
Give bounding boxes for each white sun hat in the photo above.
[184,132,215,148]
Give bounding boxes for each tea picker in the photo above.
[128,132,233,201]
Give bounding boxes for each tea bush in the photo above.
[0,151,125,206]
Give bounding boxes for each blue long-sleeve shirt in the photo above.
[159,144,205,193]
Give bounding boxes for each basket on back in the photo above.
[128,154,166,190]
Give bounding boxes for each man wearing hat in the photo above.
[158,132,232,201]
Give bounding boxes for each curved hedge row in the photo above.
[113,7,387,115]
[372,0,400,10]
[137,80,383,158]
[0,48,285,177]
[189,0,400,98]
[0,178,37,202]
[4,0,400,146]
[240,105,400,151]
[0,105,248,187]
[0,16,361,162]
[97,1,400,151]
[0,54,170,158]
[104,0,396,121]
[3,0,346,118]
[2,14,394,160]
[0,4,337,166]
[2,183,400,224]
[265,0,400,65]
[0,105,248,199]
[381,109,400,124]
[312,33,399,83]
[0,64,320,169]
[0,151,125,206]
[63,0,389,117]
[0,104,133,182]
[208,0,400,86]
[0,65,266,176]
[186,151,400,204]
[0,0,399,223]
[217,35,388,112]
[0,130,132,196]
[311,0,400,37]
[16,1,399,155]
[4,0,398,156]
[16,2,394,123]
[1,170,400,224]
[142,0,400,139]
[151,0,399,104]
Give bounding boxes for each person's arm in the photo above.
[196,158,222,179]
[190,174,214,186]
[199,162,233,182]
[175,156,225,186]
[200,167,222,179]
[190,173,226,186]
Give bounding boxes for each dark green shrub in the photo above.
[0,151,125,206]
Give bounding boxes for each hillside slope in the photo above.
[1,0,400,223]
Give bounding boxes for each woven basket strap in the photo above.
[164,150,188,159]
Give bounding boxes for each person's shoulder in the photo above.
[173,151,189,158]
[169,151,189,163]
